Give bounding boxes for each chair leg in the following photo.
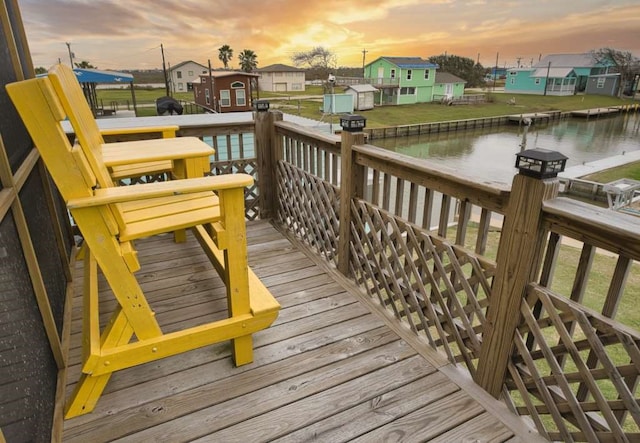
[65,308,134,418]
[232,334,253,366]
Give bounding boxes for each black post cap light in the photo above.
[340,114,366,132]
[255,100,270,112]
[515,148,568,179]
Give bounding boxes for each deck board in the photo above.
[61,220,540,442]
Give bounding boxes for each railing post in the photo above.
[475,152,562,398]
[338,120,366,276]
[254,107,282,219]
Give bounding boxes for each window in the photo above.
[176,71,182,79]
[535,78,541,85]
[597,77,606,88]
[235,89,246,106]
[390,69,396,79]
[205,88,210,105]
[231,81,245,89]
[424,70,430,80]
[292,83,302,90]
[510,71,517,76]
[177,82,184,91]
[510,77,515,85]
[406,69,412,80]
[188,70,194,76]
[400,87,415,95]
[220,90,230,107]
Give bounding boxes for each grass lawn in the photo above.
[582,162,640,183]
[98,86,634,125]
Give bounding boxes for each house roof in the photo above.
[170,60,209,71]
[531,67,575,78]
[344,84,378,93]
[72,68,133,83]
[435,72,466,84]
[534,53,600,69]
[256,63,304,72]
[371,56,439,69]
[198,71,259,80]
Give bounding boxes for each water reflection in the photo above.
[374,113,640,185]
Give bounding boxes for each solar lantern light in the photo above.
[255,100,270,112]
[515,148,568,179]
[340,114,366,132]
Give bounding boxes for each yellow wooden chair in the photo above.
[7,72,280,418]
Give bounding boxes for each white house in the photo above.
[255,64,305,92]
[168,60,209,93]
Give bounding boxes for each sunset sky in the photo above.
[17,0,640,71]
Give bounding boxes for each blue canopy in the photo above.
[73,68,133,84]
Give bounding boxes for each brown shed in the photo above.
[193,71,258,113]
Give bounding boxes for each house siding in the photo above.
[169,61,209,93]
[193,73,256,113]
[505,70,546,94]
[364,57,438,104]
[585,75,620,96]
[433,82,465,99]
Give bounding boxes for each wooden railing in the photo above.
[104,110,640,440]
[261,110,640,441]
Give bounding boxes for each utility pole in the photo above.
[516,57,522,68]
[544,61,551,96]
[477,53,480,65]
[65,42,74,67]
[361,48,368,74]
[161,43,170,96]
[493,52,499,91]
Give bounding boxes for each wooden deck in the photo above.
[61,220,541,442]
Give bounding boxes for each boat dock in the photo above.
[572,104,640,118]
[507,112,559,124]
[571,107,621,117]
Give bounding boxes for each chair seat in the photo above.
[119,191,220,241]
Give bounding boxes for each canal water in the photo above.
[374,113,640,185]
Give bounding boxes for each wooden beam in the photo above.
[475,173,559,397]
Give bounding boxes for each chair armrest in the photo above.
[101,125,179,139]
[67,174,253,208]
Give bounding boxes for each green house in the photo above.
[505,53,609,96]
[364,56,439,105]
[433,72,466,101]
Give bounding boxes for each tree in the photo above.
[218,44,233,69]
[74,60,96,69]
[291,46,336,80]
[427,54,485,88]
[591,47,640,97]
[238,49,258,73]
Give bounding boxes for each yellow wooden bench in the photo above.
[7,67,280,418]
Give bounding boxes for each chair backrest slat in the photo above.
[7,76,121,236]
[7,77,95,200]
[47,64,115,190]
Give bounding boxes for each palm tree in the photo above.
[218,45,233,69]
[238,49,258,73]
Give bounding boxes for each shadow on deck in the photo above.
[62,221,541,442]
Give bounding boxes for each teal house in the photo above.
[505,53,609,95]
[364,57,439,105]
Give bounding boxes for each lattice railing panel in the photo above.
[276,160,340,265]
[506,283,640,441]
[210,158,259,220]
[349,199,495,371]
